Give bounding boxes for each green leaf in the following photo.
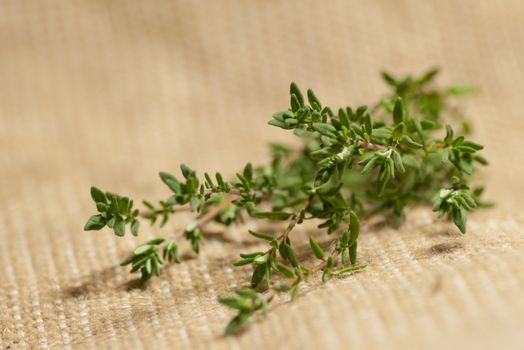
[349,211,360,245]
[361,156,377,174]
[444,125,454,144]
[254,254,269,265]
[453,208,467,234]
[251,264,266,287]
[377,166,391,196]
[90,186,107,204]
[393,97,404,125]
[233,258,254,266]
[84,214,106,231]
[364,112,372,136]
[224,312,252,334]
[418,67,439,84]
[392,122,404,142]
[281,243,298,266]
[159,172,180,193]
[118,197,130,215]
[180,164,193,179]
[275,263,294,278]
[460,140,484,151]
[307,89,322,111]
[248,230,274,241]
[147,238,165,246]
[131,219,140,236]
[290,94,301,112]
[401,135,423,149]
[290,82,304,106]
[309,237,325,260]
[338,108,349,128]
[269,119,288,129]
[381,71,397,86]
[326,256,334,269]
[243,163,253,181]
[216,172,225,188]
[349,242,358,264]
[392,150,405,173]
[96,202,108,212]
[134,244,153,256]
[218,297,251,311]
[313,123,338,138]
[114,219,125,237]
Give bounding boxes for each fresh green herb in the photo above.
[84,68,489,334]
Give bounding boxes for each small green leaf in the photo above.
[349,242,358,264]
[361,156,377,174]
[218,297,250,311]
[253,254,269,265]
[377,166,390,196]
[392,122,404,142]
[159,172,180,193]
[90,186,107,204]
[224,312,252,335]
[401,135,423,149]
[131,219,140,236]
[215,172,225,188]
[338,108,349,128]
[233,258,254,266]
[349,211,360,245]
[248,230,274,241]
[134,244,153,256]
[290,82,304,106]
[444,125,454,144]
[147,238,166,245]
[393,97,404,125]
[243,163,253,181]
[392,150,405,173]
[309,237,325,260]
[84,214,106,231]
[453,208,467,234]
[326,256,334,269]
[322,269,330,283]
[113,218,125,237]
[251,264,266,287]
[180,164,193,179]
[364,112,372,136]
[313,123,338,138]
[281,243,298,266]
[307,89,322,111]
[381,71,397,86]
[275,263,294,278]
[290,94,301,112]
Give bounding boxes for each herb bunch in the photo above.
[84,68,488,333]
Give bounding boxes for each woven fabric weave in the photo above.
[1,1,524,349]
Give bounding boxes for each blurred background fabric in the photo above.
[1,0,524,349]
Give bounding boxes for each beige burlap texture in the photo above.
[1,1,524,349]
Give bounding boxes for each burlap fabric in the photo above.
[1,1,524,349]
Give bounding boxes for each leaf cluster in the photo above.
[84,187,140,237]
[83,68,490,335]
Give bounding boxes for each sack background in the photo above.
[1,1,523,349]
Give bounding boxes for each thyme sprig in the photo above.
[84,68,489,334]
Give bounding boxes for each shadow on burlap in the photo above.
[1,1,523,349]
